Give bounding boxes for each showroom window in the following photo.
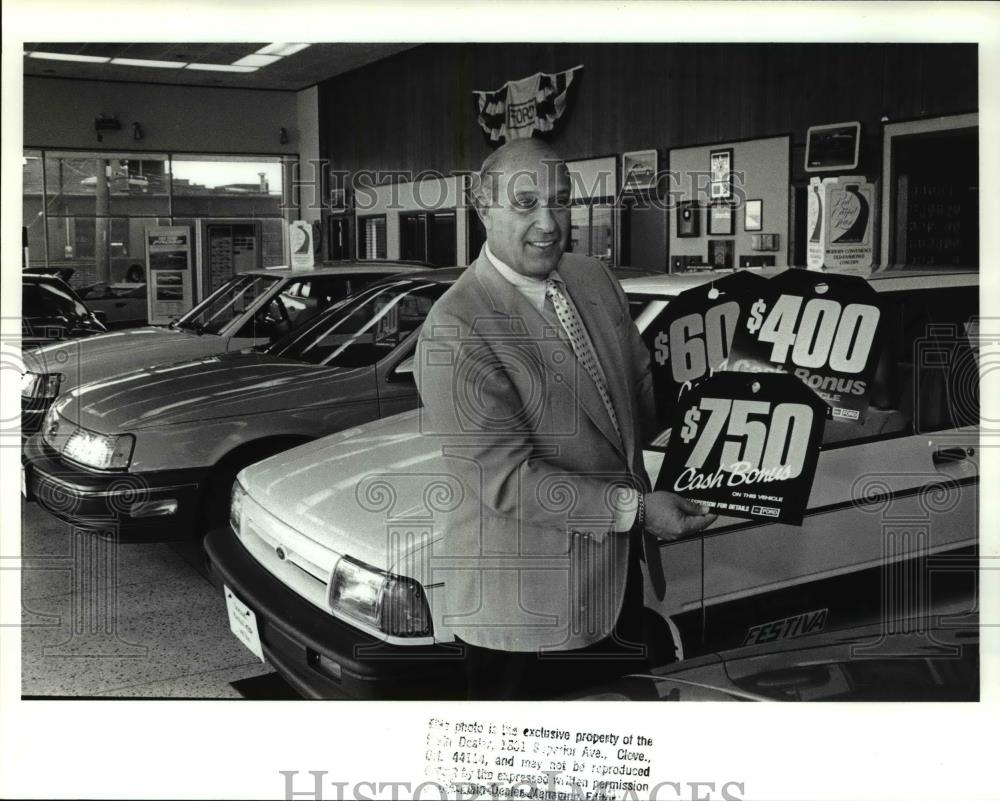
[567,156,617,266]
[23,150,46,267]
[358,215,387,259]
[399,210,456,266]
[23,149,292,289]
[171,155,284,218]
[570,202,614,265]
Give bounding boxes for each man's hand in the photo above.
[643,491,717,541]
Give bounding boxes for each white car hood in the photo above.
[239,410,444,571]
[23,326,228,395]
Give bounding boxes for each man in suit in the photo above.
[416,138,715,699]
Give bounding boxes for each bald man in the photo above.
[415,139,715,699]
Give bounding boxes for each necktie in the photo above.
[545,279,622,445]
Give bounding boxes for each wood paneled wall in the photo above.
[319,44,977,178]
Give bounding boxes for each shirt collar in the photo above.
[484,243,563,287]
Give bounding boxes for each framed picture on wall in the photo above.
[744,198,763,231]
[708,239,734,269]
[622,149,658,191]
[709,148,733,199]
[676,200,700,237]
[708,202,734,236]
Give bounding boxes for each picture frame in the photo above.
[708,239,735,269]
[622,149,658,191]
[676,200,700,237]
[750,232,780,252]
[709,148,733,200]
[744,198,763,231]
[708,202,735,236]
[805,121,861,172]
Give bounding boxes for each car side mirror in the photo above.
[390,355,415,382]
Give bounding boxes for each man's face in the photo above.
[479,152,571,279]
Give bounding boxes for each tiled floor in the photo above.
[20,499,274,698]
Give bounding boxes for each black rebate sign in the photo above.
[645,270,766,424]
[653,372,827,525]
[727,269,884,423]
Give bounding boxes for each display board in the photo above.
[145,225,193,325]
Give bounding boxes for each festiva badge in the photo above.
[644,270,767,427]
[653,372,827,525]
[727,269,884,423]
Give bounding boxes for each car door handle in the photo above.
[115,301,127,307]
[933,446,974,465]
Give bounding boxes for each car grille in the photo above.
[238,494,339,613]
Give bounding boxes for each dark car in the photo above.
[22,273,106,350]
[23,268,465,541]
[566,605,979,702]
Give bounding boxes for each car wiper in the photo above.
[623,673,772,702]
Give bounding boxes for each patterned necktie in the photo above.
[545,279,622,445]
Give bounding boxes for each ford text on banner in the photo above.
[473,65,583,148]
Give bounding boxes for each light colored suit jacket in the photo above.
[415,250,656,651]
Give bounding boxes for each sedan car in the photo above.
[22,272,107,350]
[20,261,426,436]
[565,602,978,702]
[77,282,148,329]
[23,269,463,541]
[205,267,979,699]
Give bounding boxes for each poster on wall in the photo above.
[145,226,193,324]
[807,175,875,270]
[289,220,315,271]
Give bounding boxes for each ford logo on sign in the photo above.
[276,546,286,561]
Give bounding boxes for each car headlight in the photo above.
[230,479,247,535]
[21,372,61,400]
[328,556,431,637]
[62,428,135,470]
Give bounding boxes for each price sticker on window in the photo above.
[645,270,767,424]
[727,269,884,423]
[653,372,827,525]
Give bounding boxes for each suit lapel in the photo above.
[473,253,627,459]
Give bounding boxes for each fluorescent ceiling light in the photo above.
[233,54,282,68]
[185,63,259,73]
[28,51,111,64]
[111,57,187,69]
[255,43,310,57]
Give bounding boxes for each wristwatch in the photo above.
[634,491,646,532]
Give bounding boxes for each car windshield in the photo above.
[268,278,448,367]
[173,274,281,335]
[23,281,90,321]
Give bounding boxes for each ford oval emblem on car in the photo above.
[276,546,286,561]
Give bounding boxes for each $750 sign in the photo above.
[681,397,814,479]
[655,371,827,524]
